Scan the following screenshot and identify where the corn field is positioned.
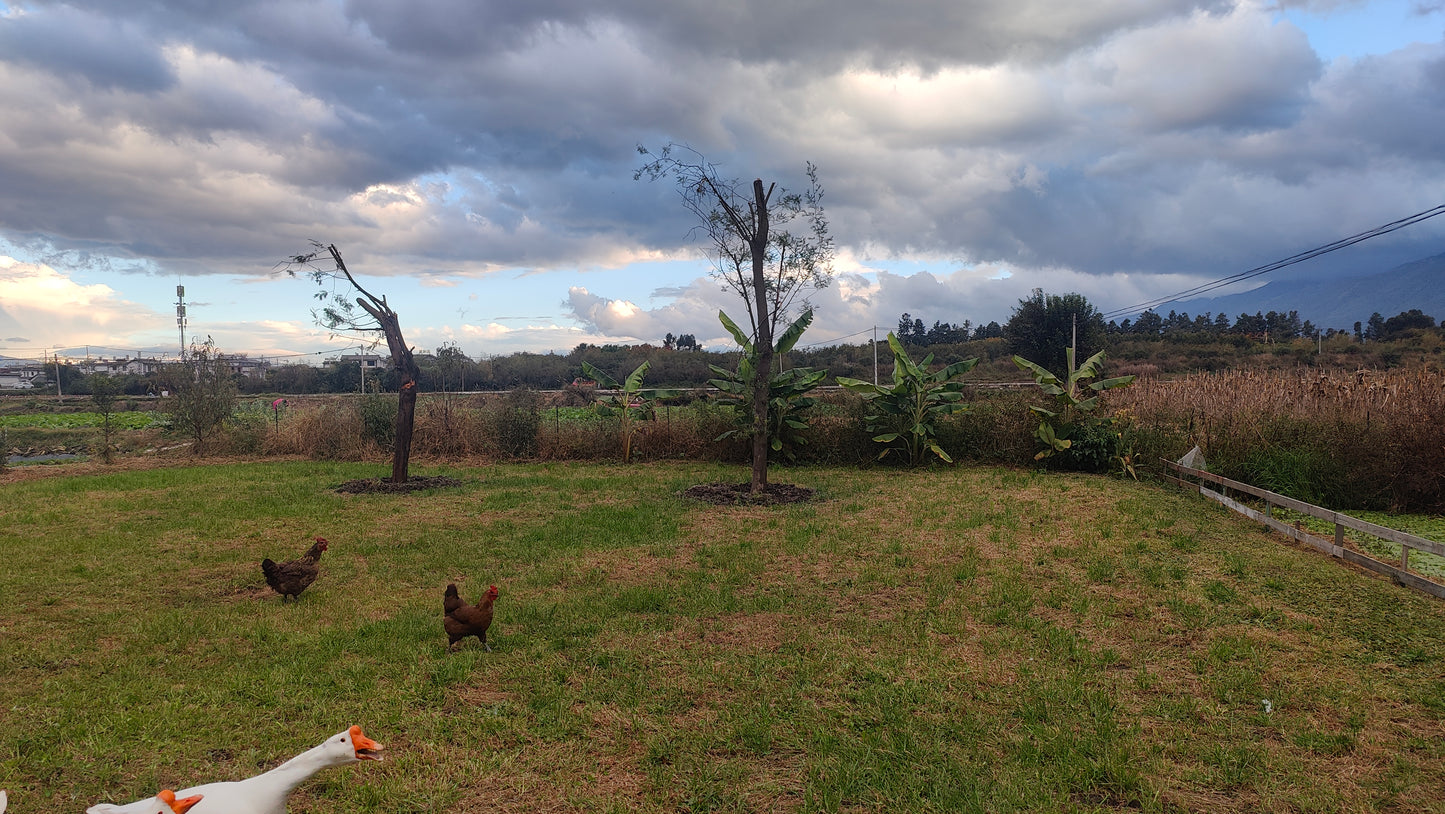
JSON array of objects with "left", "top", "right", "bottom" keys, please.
[{"left": 1108, "top": 366, "right": 1445, "bottom": 512}]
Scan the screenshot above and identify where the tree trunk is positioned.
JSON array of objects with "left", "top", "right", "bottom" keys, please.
[
  {"left": 749, "top": 178, "right": 772, "bottom": 493},
  {"left": 357, "top": 296, "right": 420, "bottom": 484},
  {"left": 393, "top": 377, "right": 417, "bottom": 483}
]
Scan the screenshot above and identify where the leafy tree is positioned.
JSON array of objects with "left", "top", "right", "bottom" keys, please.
[
  {"left": 897, "top": 313, "right": 918, "bottom": 344},
  {"left": 436, "top": 342, "right": 473, "bottom": 392},
  {"left": 1131, "top": 310, "right": 1164, "bottom": 337},
  {"left": 580, "top": 359, "right": 680, "bottom": 463},
  {"left": 1234, "top": 311, "right": 1266, "bottom": 335},
  {"left": 1365, "top": 312, "right": 1386, "bottom": 341},
  {"left": 1014, "top": 347, "right": 1135, "bottom": 471},
  {"left": 838, "top": 333, "right": 978, "bottom": 467},
  {"left": 708, "top": 310, "right": 826, "bottom": 463},
  {"left": 972, "top": 321, "right": 1004, "bottom": 340},
  {"left": 161, "top": 337, "right": 237, "bottom": 455},
  {"left": 1004, "top": 289, "right": 1107, "bottom": 377},
  {"left": 281, "top": 242, "right": 422, "bottom": 483},
  {"left": 926, "top": 319, "right": 970, "bottom": 346},
  {"left": 269, "top": 364, "right": 321, "bottom": 393},
  {"left": 1382, "top": 309, "right": 1436, "bottom": 338},
  {"left": 638, "top": 144, "right": 834, "bottom": 493},
  {"left": 89, "top": 373, "right": 122, "bottom": 463},
  {"left": 1264, "top": 310, "right": 1303, "bottom": 340}
]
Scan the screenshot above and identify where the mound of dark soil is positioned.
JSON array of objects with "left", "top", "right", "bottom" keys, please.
[
  {"left": 335, "top": 475, "right": 464, "bottom": 494},
  {"left": 682, "top": 482, "right": 816, "bottom": 505}
]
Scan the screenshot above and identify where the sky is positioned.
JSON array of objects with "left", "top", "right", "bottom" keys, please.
[{"left": 1, "top": 0, "right": 1443, "bottom": 366}]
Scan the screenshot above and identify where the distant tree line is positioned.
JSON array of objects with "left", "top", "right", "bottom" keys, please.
[
  {"left": 18, "top": 300, "right": 1441, "bottom": 399},
  {"left": 895, "top": 313, "right": 1004, "bottom": 346}
]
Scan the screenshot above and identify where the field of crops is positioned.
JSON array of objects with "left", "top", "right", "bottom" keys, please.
[{"left": 0, "top": 411, "right": 165, "bottom": 430}]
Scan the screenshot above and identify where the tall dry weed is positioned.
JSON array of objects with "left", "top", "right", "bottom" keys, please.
[
  {"left": 1108, "top": 367, "right": 1445, "bottom": 511},
  {"left": 263, "top": 400, "right": 375, "bottom": 460},
  {"left": 412, "top": 397, "right": 490, "bottom": 457}
]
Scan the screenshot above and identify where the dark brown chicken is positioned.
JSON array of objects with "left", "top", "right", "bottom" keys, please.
[
  {"left": 261, "top": 537, "right": 328, "bottom": 601},
  {"left": 443, "top": 583, "right": 499, "bottom": 651}
]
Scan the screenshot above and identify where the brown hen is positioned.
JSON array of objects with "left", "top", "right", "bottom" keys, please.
[
  {"left": 261, "top": 537, "right": 328, "bottom": 601},
  {"left": 443, "top": 583, "right": 498, "bottom": 651}
]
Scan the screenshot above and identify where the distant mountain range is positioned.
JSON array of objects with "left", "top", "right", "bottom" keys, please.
[{"left": 1173, "top": 252, "right": 1445, "bottom": 331}]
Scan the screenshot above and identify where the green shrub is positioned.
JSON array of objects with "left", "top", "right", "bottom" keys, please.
[
  {"left": 219, "top": 411, "right": 269, "bottom": 454},
  {"left": 941, "top": 390, "right": 1040, "bottom": 466},
  {"left": 484, "top": 389, "right": 542, "bottom": 458},
  {"left": 359, "top": 394, "right": 397, "bottom": 447}
]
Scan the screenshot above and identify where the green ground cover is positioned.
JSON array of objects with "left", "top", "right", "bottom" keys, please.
[
  {"left": 0, "top": 461, "right": 1442, "bottom": 813},
  {"left": 0, "top": 411, "right": 164, "bottom": 430}
]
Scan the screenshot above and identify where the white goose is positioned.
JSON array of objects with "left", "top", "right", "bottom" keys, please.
[
  {"left": 87, "top": 789, "right": 205, "bottom": 814},
  {"left": 94, "top": 725, "right": 383, "bottom": 814}
]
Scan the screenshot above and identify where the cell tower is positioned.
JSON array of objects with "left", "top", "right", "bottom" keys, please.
[{"left": 176, "top": 284, "right": 188, "bottom": 359}]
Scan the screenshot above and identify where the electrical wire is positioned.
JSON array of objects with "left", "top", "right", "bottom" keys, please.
[
  {"left": 798, "top": 327, "right": 878, "bottom": 348},
  {"left": 1099, "top": 203, "right": 1445, "bottom": 322}
]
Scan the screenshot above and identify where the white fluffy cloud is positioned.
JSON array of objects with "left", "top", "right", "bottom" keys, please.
[{"left": 0, "top": 257, "right": 162, "bottom": 351}]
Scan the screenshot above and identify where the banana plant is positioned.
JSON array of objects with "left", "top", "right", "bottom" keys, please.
[
  {"left": 837, "top": 332, "right": 978, "bottom": 466},
  {"left": 1013, "top": 346, "right": 1135, "bottom": 463},
  {"left": 708, "top": 309, "right": 826, "bottom": 461},
  {"left": 580, "top": 360, "right": 680, "bottom": 463}
]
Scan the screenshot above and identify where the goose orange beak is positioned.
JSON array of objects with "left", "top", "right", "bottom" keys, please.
[
  {"left": 170, "top": 793, "right": 204, "bottom": 814},
  {"left": 349, "top": 724, "right": 385, "bottom": 761},
  {"left": 155, "top": 790, "right": 203, "bottom": 814}
]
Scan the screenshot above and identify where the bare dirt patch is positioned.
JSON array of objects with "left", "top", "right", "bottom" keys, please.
[
  {"left": 681, "top": 481, "right": 816, "bottom": 505},
  {"left": 334, "top": 475, "right": 464, "bottom": 494},
  {"left": 664, "top": 611, "right": 796, "bottom": 654}
]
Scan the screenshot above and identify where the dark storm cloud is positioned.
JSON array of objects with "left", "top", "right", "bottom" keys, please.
[
  {"left": 0, "top": 0, "right": 1442, "bottom": 299},
  {"left": 0, "top": 4, "right": 175, "bottom": 91}
]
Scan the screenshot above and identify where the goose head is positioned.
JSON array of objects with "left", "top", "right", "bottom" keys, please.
[
  {"left": 156, "top": 790, "right": 205, "bottom": 814},
  {"left": 327, "top": 725, "right": 384, "bottom": 764},
  {"left": 84, "top": 789, "right": 203, "bottom": 814}
]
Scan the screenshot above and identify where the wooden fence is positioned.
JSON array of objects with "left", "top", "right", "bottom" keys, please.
[{"left": 1161, "top": 460, "right": 1445, "bottom": 600}]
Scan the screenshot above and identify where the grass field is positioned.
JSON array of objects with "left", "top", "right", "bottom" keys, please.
[{"left": 1, "top": 460, "right": 1442, "bottom": 813}]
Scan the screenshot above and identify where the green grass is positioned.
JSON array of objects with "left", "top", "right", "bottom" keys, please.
[
  {"left": 1274, "top": 507, "right": 1445, "bottom": 581},
  {"left": 2, "top": 460, "right": 1443, "bottom": 813}
]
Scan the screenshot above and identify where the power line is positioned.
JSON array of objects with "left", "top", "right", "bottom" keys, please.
[
  {"left": 1099, "top": 203, "right": 1445, "bottom": 322},
  {"left": 799, "top": 326, "right": 877, "bottom": 348}
]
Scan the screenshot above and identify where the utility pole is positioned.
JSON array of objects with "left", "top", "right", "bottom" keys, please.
[
  {"left": 872, "top": 325, "right": 878, "bottom": 385},
  {"left": 175, "top": 285, "right": 188, "bottom": 360}
]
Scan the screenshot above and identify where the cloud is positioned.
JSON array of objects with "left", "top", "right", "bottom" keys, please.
[
  {"left": 564, "top": 258, "right": 1227, "bottom": 351},
  {"left": 0, "top": 0, "right": 1443, "bottom": 356},
  {"left": 0, "top": 256, "right": 163, "bottom": 350}
]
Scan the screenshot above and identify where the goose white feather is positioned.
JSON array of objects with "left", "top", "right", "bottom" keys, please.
[{"left": 93, "top": 726, "right": 382, "bottom": 814}]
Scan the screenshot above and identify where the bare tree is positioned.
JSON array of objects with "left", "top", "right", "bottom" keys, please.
[
  {"left": 637, "top": 144, "right": 834, "bottom": 492},
  {"left": 280, "top": 242, "right": 421, "bottom": 483}
]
